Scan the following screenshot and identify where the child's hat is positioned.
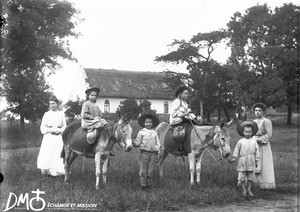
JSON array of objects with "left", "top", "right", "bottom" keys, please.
[
  {"left": 137, "top": 113, "right": 160, "bottom": 128},
  {"left": 237, "top": 120, "right": 258, "bottom": 137},
  {"left": 49, "top": 95, "right": 59, "bottom": 103},
  {"left": 85, "top": 87, "right": 100, "bottom": 95},
  {"left": 174, "top": 85, "right": 189, "bottom": 97}
]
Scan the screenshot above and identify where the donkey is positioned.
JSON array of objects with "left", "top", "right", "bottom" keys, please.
[
  {"left": 156, "top": 119, "right": 237, "bottom": 185},
  {"left": 61, "top": 116, "right": 133, "bottom": 189}
]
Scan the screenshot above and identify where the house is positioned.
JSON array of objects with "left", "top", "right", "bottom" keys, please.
[{"left": 83, "top": 68, "right": 174, "bottom": 120}]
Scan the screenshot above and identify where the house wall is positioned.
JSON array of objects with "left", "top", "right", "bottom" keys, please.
[{"left": 96, "top": 97, "right": 173, "bottom": 114}]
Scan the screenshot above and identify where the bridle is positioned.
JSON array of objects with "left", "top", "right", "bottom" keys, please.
[
  {"left": 189, "top": 120, "right": 225, "bottom": 162},
  {"left": 106, "top": 122, "right": 124, "bottom": 149},
  {"left": 189, "top": 120, "right": 216, "bottom": 148}
]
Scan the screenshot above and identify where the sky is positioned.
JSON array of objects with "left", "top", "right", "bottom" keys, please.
[{"left": 47, "top": 0, "right": 299, "bottom": 102}]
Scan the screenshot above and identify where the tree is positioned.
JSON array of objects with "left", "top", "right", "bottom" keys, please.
[
  {"left": 4, "top": 70, "right": 53, "bottom": 124},
  {"left": 155, "top": 30, "right": 227, "bottom": 121},
  {"left": 227, "top": 3, "right": 299, "bottom": 124},
  {"left": 139, "top": 99, "right": 156, "bottom": 115},
  {"left": 64, "top": 98, "right": 84, "bottom": 117},
  {"left": 118, "top": 98, "right": 140, "bottom": 120},
  {"left": 1, "top": 0, "right": 80, "bottom": 126}
]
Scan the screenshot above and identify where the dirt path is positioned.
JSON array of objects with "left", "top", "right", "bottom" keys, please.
[{"left": 183, "top": 194, "right": 299, "bottom": 212}]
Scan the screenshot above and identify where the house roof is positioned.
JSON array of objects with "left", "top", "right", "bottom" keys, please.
[{"left": 84, "top": 68, "right": 174, "bottom": 100}]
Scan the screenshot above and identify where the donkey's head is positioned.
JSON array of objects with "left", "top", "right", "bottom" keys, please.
[{"left": 114, "top": 116, "right": 133, "bottom": 152}]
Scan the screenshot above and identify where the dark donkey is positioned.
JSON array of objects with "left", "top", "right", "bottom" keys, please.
[{"left": 61, "top": 116, "right": 133, "bottom": 189}]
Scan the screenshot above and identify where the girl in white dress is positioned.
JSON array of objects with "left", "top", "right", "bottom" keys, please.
[{"left": 37, "top": 96, "right": 66, "bottom": 176}]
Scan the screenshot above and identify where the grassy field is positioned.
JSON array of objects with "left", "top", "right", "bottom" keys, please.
[{"left": 0, "top": 116, "right": 298, "bottom": 211}]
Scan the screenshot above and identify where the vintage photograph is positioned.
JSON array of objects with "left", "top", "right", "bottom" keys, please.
[{"left": 0, "top": 0, "right": 298, "bottom": 211}]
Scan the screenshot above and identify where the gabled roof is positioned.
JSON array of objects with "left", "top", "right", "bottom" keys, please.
[{"left": 84, "top": 68, "right": 174, "bottom": 100}]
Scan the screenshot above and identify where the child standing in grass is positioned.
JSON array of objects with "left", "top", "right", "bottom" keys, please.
[
  {"left": 134, "top": 113, "right": 160, "bottom": 190},
  {"left": 230, "top": 120, "right": 260, "bottom": 197}
]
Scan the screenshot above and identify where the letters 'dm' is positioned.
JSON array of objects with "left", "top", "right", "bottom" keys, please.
[{"left": 4, "top": 189, "right": 46, "bottom": 211}]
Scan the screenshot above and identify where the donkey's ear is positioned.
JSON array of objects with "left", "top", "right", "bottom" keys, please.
[
  {"left": 225, "top": 117, "right": 240, "bottom": 128},
  {"left": 219, "top": 119, "right": 227, "bottom": 129}
]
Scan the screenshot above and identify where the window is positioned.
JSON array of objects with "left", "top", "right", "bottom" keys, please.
[
  {"left": 104, "top": 99, "right": 110, "bottom": 113},
  {"left": 164, "top": 101, "right": 169, "bottom": 114}
]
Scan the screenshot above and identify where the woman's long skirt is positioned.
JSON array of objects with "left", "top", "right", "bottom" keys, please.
[{"left": 37, "top": 134, "right": 65, "bottom": 176}]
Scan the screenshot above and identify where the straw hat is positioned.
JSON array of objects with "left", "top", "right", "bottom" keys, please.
[
  {"left": 49, "top": 95, "right": 59, "bottom": 103},
  {"left": 85, "top": 87, "right": 100, "bottom": 95},
  {"left": 137, "top": 113, "right": 160, "bottom": 128},
  {"left": 237, "top": 120, "right": 258, "bottom": 137},
  {"left": 174, "top": 85, "right": 189, "bottom": 98}
]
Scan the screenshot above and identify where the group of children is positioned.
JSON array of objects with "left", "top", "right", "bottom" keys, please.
[{"left": 82, "top": 86, "right": 264, "bottom": 196}]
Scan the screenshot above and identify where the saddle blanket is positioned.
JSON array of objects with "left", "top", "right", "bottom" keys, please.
[
  {"left": 69, "top": 127, "right": 95, "bottom": 158},
  {"left": 164, "top": 124, "right": 193, "bottom": 156}
]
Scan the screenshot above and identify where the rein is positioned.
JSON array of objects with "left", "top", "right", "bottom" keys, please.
[
  {"left": 188, "top": 120, "right": 222, "bottom": 162},
  {"left": 189, "top": 120, "right": 216, "bottom": 147},
  {"left": 106, "top": 123, "right": 122, "bottom": 148}
]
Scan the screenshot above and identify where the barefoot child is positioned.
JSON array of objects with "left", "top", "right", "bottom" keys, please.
[
  {"left": 134, "top": 114, "right": 160, "bottom": 190},
  {"left": 230, "top": 120, "right": 260, "bottom": 197}
]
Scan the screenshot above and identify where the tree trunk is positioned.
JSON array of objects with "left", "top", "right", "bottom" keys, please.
[
  {"left": 218, "top": 108, "right": 221, "bottom": 121},
  {"left": 20, "top": 115, "right": 25, "bottom": 129},
  {"left": 200, "top": 100, "right": 204, "bottom": 123},
  {"left": 224, "top": 107, "right": 230, "bottom": 122},
  {"left": 287, "top": 103, "right": 292, "bottom": 125},
  {"left": 206, "top": 111, "right": 211, "bottom": 122}
]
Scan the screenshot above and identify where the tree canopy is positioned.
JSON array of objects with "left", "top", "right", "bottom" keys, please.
[
  {"left": 117, "top": 98, "right": 156, "bottom": 120},
  {"left": 227, "top": 3, "right": 299, "bottom": 124},
  {"left": 1, "top": 0, "right": 80, "bottom": 126},
  {"left": 155, "top": 30, "right": 232, "bottom": 121}
]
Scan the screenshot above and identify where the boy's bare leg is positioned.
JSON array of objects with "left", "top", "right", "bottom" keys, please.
[
  {"left": 247, "top": 181, "right": 254, "bottom": 196},
  {"left": 241, "top": 182, "right": 247, "bottom": 196}
]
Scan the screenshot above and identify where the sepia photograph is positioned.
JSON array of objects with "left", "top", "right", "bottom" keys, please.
[{"left": 0, "top": 0, "right": 298, "bottom": 211}]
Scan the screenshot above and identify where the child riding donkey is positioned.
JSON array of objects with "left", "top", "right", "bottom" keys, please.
[
  {"left": 81, "top": 87, "right": 109, "bottom": 144},
  {"left": 169, "top": 85, "right": 198, "bottom": 156}
]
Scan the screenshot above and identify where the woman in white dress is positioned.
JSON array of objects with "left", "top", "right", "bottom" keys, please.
[
  {"left": 252, "top": 102, "right": 276, "bottom": 189},
  {"left": 37, "top": 96, "right": 66, "bottom": 176}
]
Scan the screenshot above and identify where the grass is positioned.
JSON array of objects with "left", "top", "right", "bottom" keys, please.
[
  {"left": 0, "top": 116, "right": 298, "bottom": 211},
  {"left": 0, "top": 120, "right": 43, "bottom": 149}
]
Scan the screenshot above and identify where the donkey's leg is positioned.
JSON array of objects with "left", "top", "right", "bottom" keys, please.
[
  {"left": 64, "top": 148, "right": 70, "bottom": 182},
  {"left": 64, "top": 149, "right": 77, "bottom": 182},
  {"left": 188, "top": 152, "right": 196, "bottom": 185},
  {"left": 158, "top": 150, "right": 168, "bottom": 178},
  {"left": 195, "top": 153, "right": 203, "bottom": 185},
  {"left": 95, "top": 152, "right": 101, "bottom": 190},
  {"left": 101, "top": 154, "right": 109, "bottom": 185},
  {"left": 64, "top": 147, "right": 71, "bottom": 182}
]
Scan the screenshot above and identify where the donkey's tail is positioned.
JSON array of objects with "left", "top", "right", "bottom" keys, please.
[{"left": 60, "top": 147, "right": 65, "bottom": 161}]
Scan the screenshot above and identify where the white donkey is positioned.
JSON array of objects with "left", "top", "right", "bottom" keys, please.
[{"left": 156, "top": 119, "right": 236, "bottom": 185}]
